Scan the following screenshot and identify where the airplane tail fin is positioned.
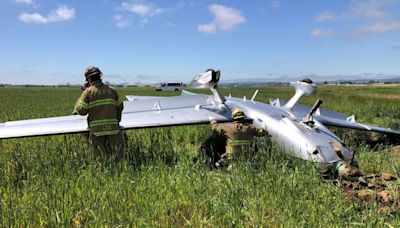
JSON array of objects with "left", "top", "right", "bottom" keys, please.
[
  {"left": 283, "top": 78, "right": 317, "bottom": 110},
  {"left": 187, "top": 69, "right": 220, "bottom": 89},
  {"left": 188, "top": 69, "right": 226, "bottom": 104}
]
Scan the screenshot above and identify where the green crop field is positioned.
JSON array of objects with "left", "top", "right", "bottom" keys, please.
[{"left": 0, "top": 85, "right": 399, "bottom": 226}]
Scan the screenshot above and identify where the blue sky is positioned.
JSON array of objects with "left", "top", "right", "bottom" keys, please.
[{"left": 1, "top": 0, "right": 400, "bottom": 85}]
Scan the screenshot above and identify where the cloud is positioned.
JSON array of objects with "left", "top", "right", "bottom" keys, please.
[
  {"left": 19, "top": 5, "right": 75, "bottom": 24},
  {"left": 48, "top": 5, "right": 75, "bottom": 22},
  {"left": 19, "top": 13, "right": 47, "bottom": 23},
  {"left": 14, "top": 0, "right": 34, "bottom": 4},
  {"left": 310, "top": 29, "right": 335, "bottom": 37},
  {"left": 114, "top": 14, "right": 130, "bottom": 28},
  {"left": 198, "top": 23, "right": 216, "bottom": 34},
  {"left": 345, "top": 0, "right": 388, "bottom": 18},
  {"left": 351, "top": 20, "right": 400, "bottom": 37},
  {"left": 315, "top": 0, "right": 392, "bottom": 22},
  {"left": 119, "top": 2, "right": 166, "bottom": 28},
  {"left": 121, "top": 2, "right": 165, "bottom": 17},
  {"left": 313, "top": 0, "right": 400, "bottom": 39},
  {"left": 315, "top": 11, "right": 335, "bottom": 22},
  {"left": 198, "top": 4, "right": 245, "bottom": 34}
]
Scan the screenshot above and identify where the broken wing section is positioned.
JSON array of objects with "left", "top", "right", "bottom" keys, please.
[{"left": 0, "top": 94, "right": 231, "bottom": 139}]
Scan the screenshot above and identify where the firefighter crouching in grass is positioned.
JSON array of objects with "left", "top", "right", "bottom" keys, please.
[
  {"left": 73, "top": 66, "right": 124, "bottom": 162},
  {"left": 209, "top": 109, "right": 267, "bottom": 169}
]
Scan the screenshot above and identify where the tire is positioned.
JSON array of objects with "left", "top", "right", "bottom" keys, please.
[{"left": 175, "top": 89, "right": 180, "bottom": 92}]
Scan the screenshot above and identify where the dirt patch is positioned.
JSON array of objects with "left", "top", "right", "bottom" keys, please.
[
  {"left": 337, "top": 172, "right": 399, "bottom": 213},
  {"left": 377, "top": 190, "right": 393, "bottom": 204},
  {"left": 380, "top": 172, "right": 397, "bottom": 181},
  {"left": 390, "top": 146, "right": 400, "bottom": 163}
]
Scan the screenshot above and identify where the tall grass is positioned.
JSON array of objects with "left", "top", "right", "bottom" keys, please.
[{"left": 0, "top": 85, "right": 399, "bottom": 226}]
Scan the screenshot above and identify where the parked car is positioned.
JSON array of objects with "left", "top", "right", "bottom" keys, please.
[{"left": 155, "top": 82, "right": 183, "bottom": 91}]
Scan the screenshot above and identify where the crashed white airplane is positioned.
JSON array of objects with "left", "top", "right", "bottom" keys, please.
[{"left": 0, "top": 69, "right": 399, "bottom": 178}]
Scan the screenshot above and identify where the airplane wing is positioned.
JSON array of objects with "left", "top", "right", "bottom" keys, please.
[
  {"left": 313, "top": 115, "right": 400, "bottom": 135},
  {"left": 270, "top": 98, "right": 347, "bottom": 120},
  {"left": 274, "top": 98, "right": 400, "bottom": 135},
  {"left": 120, "top": 94, "right": 230, "bottom": 129},
  {"left": 0, "top": 115, "right": 89, "bottom": 139},
  {"left": 0, "top": 94, "right": 231, "bottom": 139},
  {"left": 125, "top": 95, "right": 167, "bottom": 101}
]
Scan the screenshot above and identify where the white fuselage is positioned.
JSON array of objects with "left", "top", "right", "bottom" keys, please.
[{"left": 225, "top": 98, "right": 353, "bottom": 164}]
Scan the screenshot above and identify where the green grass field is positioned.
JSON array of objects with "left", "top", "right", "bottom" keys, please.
[{"left": 0, "top": 85, "right": 399, "bottom": 226}]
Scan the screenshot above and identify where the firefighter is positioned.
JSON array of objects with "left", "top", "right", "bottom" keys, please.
[
  {"left": 209, "top": 109, "right": 266, "bottom": 168},
  {"left": 73, "top": 66, "right": 124, "bottom": 162}
]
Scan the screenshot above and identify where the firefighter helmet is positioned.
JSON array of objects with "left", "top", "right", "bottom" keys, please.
[
  {"left": 231, "top": 109, "right": 246, "bottom": 120},
  {"left": 84, "top": 66, "right": 102, "bottom": 79}
]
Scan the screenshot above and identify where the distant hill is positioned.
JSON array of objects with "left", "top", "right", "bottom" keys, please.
[
  {"left": 220, "top": 75, "right": 400, "bottom": 86},
  {"left": 2, "top": 74, "right": 399, "bottom": 87}
]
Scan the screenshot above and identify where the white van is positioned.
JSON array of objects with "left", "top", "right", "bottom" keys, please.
[{"left": 155, "top": 82, "right": 183, "bottom": 91}]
